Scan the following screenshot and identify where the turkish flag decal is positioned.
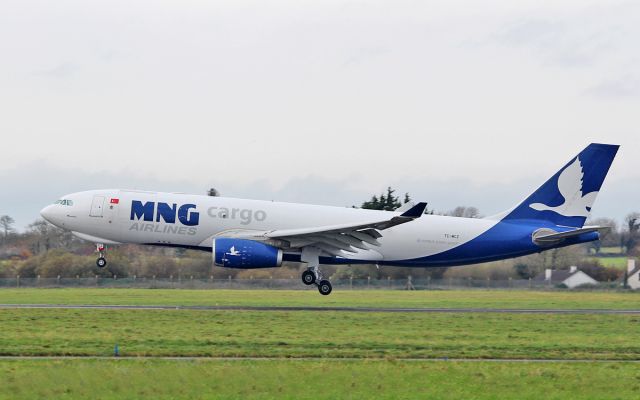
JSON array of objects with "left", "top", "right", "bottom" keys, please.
[{"left": 110, "top": 198, "right": 120, "bottom": 204}]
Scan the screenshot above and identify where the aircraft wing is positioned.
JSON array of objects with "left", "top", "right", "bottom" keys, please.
[{"left": 231, "top": 202, "right": 428, "bottom": 257}]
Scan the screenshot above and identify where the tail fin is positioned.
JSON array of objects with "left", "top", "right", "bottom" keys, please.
[{"left": 499, "top": 143, "right": 619, "bottom": 228}]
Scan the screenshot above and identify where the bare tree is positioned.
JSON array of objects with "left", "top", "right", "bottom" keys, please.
[
  {"left": 624, "top": 212, "right": 640, "bottom": 254},
  {"left": 448, "top": 206, "right": 480, "bottom": 218},
  {"left": 587, "top": 217, "right": 619, "bottom": 254},
  {"left": 463, "top": 206, "right": 480, "bottom": 218},
  {"left": 27, "top": 219, "right": 74, "bottom": 253},
  {"left": 0, "top": 215, "right": 15, "bottom": 243}
]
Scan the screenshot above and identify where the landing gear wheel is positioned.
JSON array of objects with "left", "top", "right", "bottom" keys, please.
[
  {"left": 95, "top": 243, "right": 107, "bottom": 268},
  {"left": 318, "top": 280, "right": 332, "bottom": 296},
  {"left": 302, "top": 270, "right": 316, "bottom": 285}
]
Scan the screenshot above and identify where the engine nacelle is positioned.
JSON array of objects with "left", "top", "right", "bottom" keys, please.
[{"left": 212, "top": 238, "right": 283, "bottom": 269}]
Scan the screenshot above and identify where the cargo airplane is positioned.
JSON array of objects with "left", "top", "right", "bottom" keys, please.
[{"left": 41, "top": 143, "right": 619, "bottom": 295}]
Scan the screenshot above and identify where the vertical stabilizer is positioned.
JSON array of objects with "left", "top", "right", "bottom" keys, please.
[{"left": 498, "top": 143, "right": 619, "bottom": 227}]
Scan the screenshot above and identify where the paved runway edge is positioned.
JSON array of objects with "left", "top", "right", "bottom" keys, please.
[{"left": 1, "top": 304, "right": 639, "bottom": 314}]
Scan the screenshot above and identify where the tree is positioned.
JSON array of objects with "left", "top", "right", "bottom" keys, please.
[
  {"left": 514, "top": 262, "right": 535, "bottom": 279},
  {"left": 576, "top": 259, "right": 621, "bottom": 282},
  {"left": 586, "top": 217, "right": 619, "bottom": 254},
  {"left": 447, "top": 206, "right": 480, "bottom": 218},
  {"left": 0, "top": 215, "right": 15, "bottom": 243},
  {"left": 26, "top": 219, "right": 76, "bottom": 254},
  {"left": 361, "top": 187, "right": 407, "bottom": 211},
  {"left": 624, "top": 212, "right": 640, "bottom": 253}
]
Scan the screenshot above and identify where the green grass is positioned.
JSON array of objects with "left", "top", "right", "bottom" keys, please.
[
  {"left": 0, "top": 359, "right": 639, "bottom": 399},
  {"left": 1, "top": 288, "right": 640, "bottom": 309},
  {"left": 598, "top": 246, "right": 625, "bottom": 255},
  {"left": 2, "top": 289, "right": 639, "bottom": 399},
  {"left": 589, "top": 256, "right": 632, "bottom": 269},
  {"left": 0, "top": 308, "right": 638, "bottom": 360}
]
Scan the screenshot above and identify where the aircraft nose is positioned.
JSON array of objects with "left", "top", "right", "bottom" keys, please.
[{"left": 40, "top": 205, "right": 56, "bottom": 224}]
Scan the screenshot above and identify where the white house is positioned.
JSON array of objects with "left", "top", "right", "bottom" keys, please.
[
  {"left": 536, "top": 266, "right": 598, "bottom": 289},
  {"left": 624, "top": 259, "right": 640, "bottom": 290}
]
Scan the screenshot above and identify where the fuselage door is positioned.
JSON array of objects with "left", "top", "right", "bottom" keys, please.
[{"left": 90, "top": 195, "right": 105, "bottom": 217}]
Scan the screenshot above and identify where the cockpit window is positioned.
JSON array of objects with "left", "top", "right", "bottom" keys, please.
[{"left": 55, "top": 199, "right": 73, "bottom": 206}]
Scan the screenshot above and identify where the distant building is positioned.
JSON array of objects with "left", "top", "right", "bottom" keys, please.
[
  {"left": 623, "top": 259, "right": 640, "bottom": 290},
  {"left": 535, "top": 266, "right": 598, "bottom": 289},
  {"left": 0, "top": 247, "right": 27, "bottom": 260}
]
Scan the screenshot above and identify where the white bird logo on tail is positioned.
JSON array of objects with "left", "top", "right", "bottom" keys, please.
[{"left": 529, "top": 157, "right": 598, "bottom": 218}]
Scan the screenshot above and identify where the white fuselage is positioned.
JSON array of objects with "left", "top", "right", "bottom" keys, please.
[{"left": 41, "top": 189, "right": 504, "bottom": 266}]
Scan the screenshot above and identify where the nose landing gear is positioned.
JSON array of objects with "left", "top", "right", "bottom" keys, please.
[{"left": 96, "top": 244, "right": 107, "bottom": 268}]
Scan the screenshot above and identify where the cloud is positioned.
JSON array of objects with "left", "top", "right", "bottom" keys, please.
[
  {"left": 497, "top": 19, "right": 565, "bottom": 47},
  {"left": 341, "top": 46, "right": 390, "bottom": 68},
  {"left": 585, "top": 76, "right": 640, "bottom": 99},
  {"left": 0, "top": 0, "right": 637, "bottom": 234},
  {"left": 32, "top": 62, "right": 79, "bottom": 79},
  {"left": 494, "top": 18, "right": 612, "bottom": 68}
]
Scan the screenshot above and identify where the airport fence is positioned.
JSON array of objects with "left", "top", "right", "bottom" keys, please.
[{"left": 0, "top": 275, "right": 623, "bottom": 290}]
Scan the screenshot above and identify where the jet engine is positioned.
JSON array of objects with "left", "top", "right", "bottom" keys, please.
[{"left": 212, "top": 238, "right": 283, "bottom": 269}]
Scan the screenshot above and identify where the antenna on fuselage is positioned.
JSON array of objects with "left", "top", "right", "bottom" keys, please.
[{"left": 207, "top": 188, "right": 220, "bottom": 197}]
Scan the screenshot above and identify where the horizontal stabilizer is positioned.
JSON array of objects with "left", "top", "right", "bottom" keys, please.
[{"left": 533, "top": 226, "right": 609, "bottom": 244}]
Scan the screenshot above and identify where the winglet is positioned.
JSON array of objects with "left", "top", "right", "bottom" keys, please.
[
  {"left": 399, "top": 202, "right": 428, "bottom": 218},
  {"left": 394, "top": 201, "right": 416, "bottom": 213}
]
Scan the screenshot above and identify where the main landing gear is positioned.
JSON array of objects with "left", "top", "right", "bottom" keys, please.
[
  {"left": 96, "top": 243, "right": 107, "bottom": 268},
  {"left": 301, "top": 268, "right": 332, "bottom": 295},
  {"left": 300, "top": 247, "right": 332, "bottom": 295},
  {"left": 301, "top": 270, "right": 316, "bottom": 285}
]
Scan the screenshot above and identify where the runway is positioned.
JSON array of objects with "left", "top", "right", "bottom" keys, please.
[{"left": 1, "top": 304, "right": 639, "bottom": 314}]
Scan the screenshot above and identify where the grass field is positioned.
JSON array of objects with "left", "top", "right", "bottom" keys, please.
[
  {"left": 598, "top": 246, "right": 626, "bottom": 255},
  {"left": 589, "top": 256, "right": 631, "bottom": 269},
  {"left": 1, "top": 288, "right": 639, "bottom": 399},
  {"left": 0, "top": 359, "right": 639, "bottom": 400},
  {"left": 1, "top": 308, "right": 639, "bottom": 359},
  {"left": 1, "top": 288, "right": 640, "bottom": 309}
]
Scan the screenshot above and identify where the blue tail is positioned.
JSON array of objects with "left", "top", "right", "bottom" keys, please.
[{"left": 500, "top": 143, "right": 619, "bottom": 228}]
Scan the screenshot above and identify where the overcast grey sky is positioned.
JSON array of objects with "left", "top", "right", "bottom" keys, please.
[{"left": 1, "top": 0, "right": 638, "bottom": 229}]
